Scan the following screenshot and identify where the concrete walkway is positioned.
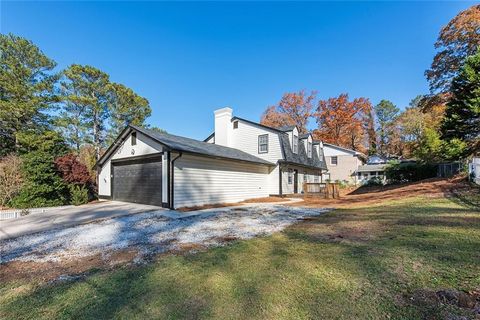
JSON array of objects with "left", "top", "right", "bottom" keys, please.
[{"left": 0, "top": 201, "right": 164, "bottom": 241}]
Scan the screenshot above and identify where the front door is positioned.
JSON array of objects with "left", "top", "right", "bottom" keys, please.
[{"left": 293, "top": 169, "right": 298, "bottom": 193}]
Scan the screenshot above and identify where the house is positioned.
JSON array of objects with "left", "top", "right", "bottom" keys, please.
[
  {"left": 96, "top": 107, "right": 327, "bottom": 209},
  {"left": 322, "top": 143, "right": 366, "bottom": 184},
  {"left": 356, "top": 163, "right": 387, "bottom": 184}
]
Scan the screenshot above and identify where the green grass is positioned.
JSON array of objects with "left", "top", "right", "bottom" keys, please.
[{"left": 1, "top": 194, "right": 479, "bottom": 319}]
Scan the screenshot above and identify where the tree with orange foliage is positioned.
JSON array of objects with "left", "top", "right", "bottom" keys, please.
[
  {"left": 426, "top": 4, "right": 480, "bottom": 92},
  {"left": 313, "top": 94, "right": 372, "bottom": 153},
  {"left": 260, "top": 90, "right": 316, "bottom": 133}
]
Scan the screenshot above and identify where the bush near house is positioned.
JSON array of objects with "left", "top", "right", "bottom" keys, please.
[
  {"left": 55, "top": 153, "right": 95, "bottom": 205},
  {"left": 10, "top": 151, "right": 69, "bottom": 208},
  {"left": 0, "top": 154, "right": 23, "bottom": 208},
  {"left": 385, "top": 162, "right": 437, "bottom": 184}
]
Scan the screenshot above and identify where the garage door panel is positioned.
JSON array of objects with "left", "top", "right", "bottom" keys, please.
[{"left": 112, "top": 160, "right": 163, "bottom": 206}]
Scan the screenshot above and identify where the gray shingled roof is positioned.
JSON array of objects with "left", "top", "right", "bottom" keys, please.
[
  {"left": 357, "top": 164, "right": 387, "bottom": 172},
  {"left": 278, "top": 125, "right": 297, "bottom": 132},
  {"left": 279, "top": 134, "right": 327, "bottom": 170},
  {"left": 299, "top": 133, "right": 310, "bottom": 139},
  {"left": 132, "top": 125, "right": 274, "bottom": 166}
]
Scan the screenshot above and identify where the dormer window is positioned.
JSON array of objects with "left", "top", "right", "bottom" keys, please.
[
  {"left": 293, "top": 135, "right": 298, "bottom": 154},
  {"left": 233, "top": 121, "right": 238, "bottom": 129},
  {"left": 307, "top": 141, "right": 312, "bottom": 158}
]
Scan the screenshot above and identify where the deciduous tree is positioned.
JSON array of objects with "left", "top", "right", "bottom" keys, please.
[
  {"left": 426, "top": 4, "right": 480, "bottom": 92},
  {"left": 314, "top": 94, "right": 372, "bottom": 152},
  {"left": 0, "top": 155, "right": 23, "bottom": 208},
  {"left": 260, "top": 90, "right": 316, "bottom": 133}
]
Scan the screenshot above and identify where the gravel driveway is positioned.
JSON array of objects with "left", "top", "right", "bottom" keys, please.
[{"left": 0, "top": 204, "right": 328, "bottom": 264}]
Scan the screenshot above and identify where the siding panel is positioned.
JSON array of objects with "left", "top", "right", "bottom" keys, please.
[{"left": 174, "top": 154, "right": 271, "bottom": 208}]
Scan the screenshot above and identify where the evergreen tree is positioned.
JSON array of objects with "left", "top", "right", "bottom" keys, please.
[
  {"left": 374, "top": 100, "right": 400, "bottom": 156},
  {"left": 0, "top": 34, "right": 58, "bottom": 155},
  {"left": 442, "top": 51, "right": 480, "bottom": 154}
]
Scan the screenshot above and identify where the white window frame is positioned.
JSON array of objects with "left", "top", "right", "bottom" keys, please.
[
  {"left": 303, "top": 171, "right": 308, "bottom": 183},
  {"left": 288, "top": 169, "right": 293, "bottom": 184},
  {"left": 293, "top": 135, "right": 298, "bottom": 154},
  {"left": 314, "top": 175, "right": 320, "bottom": 183},
  {"left": 307, "top": 141, "right": 312, "bottom": 158},
  {"left": 330, "top": 156, "right": 338, "bottom": 165},
  {"left": 258, "top": 134, "right": 268, "bottom": 154}
]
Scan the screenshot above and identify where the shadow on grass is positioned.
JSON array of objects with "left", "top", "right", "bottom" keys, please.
[{"left": 2, "top": 196, "right": 479, "bottom": 320}]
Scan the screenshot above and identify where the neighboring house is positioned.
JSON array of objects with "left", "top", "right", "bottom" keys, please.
[
  {"left": 96, "top": 107, "right": 327, "bottom": 209},
  {"left": 322, "top": 143, "right": 366, "bottom": 184},
  {"left": 356, "top": 163, "right": 387, "bottom": 184}
]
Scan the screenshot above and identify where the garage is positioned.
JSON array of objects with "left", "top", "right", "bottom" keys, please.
[{"left": 112, "top": 157, "right": 163, "bottom": 206}]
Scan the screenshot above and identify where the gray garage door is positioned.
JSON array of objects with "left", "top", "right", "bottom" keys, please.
[{"left": 112, "top": 158, "right": 163, "bottom": 206}]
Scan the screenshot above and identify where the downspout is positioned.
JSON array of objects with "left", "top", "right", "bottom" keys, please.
[
  {"left": 169, "top": 152, "right": 183, "bottom": 209},
  {"left": 279, "top": 164, "right": 283, "bottom": 197}
]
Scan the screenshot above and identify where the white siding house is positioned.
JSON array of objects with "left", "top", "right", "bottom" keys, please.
[{"left": 96, "top": 107, "right": 327, "bottom": 209}]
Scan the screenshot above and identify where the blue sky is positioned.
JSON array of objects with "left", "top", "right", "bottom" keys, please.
[{"left": 1, "top": 1, "right": 475, "bottom": 139}]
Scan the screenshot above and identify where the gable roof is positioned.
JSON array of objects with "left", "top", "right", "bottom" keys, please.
[
  {"left": 204, "top": 116, "right": 325, "bottom": 170},
  {"left": 323, "top": 143, "right": 367, "bottom": 159},
  {"left": 231, "top": 116, "right": 288, "bottom": 134},
  {"left": 97, "top": 125, "right": 275, "bottom": 168},
  {"left": 299, "top": 133, "right": 311, "bottom": 140}
]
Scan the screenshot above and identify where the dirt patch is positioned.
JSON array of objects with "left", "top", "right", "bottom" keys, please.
[
  {"left": 0, "top": 249, "right": 138, "bottom": 283},
  {"left": 176, "top": 203, "right": 240, "bottom": 212},
  {"left": 293, "top": 178, "right": 473, "bottom": 209},
  {"left": 177, "top": 197, "right": 287, "bottom": 212},
  {"left": 242, "top": 196, "right": 286, "bottom": 203},
  {"left": 408, "top": 288, "right": 480, "bottom": 318}
]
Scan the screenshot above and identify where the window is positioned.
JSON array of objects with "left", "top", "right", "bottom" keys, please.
[
  {"left": 303, "top": 171, "right": 308, "bottom": 183},
  {"left": 314, "top": 175, "right": 320, "bottom": 183},
  {"left": 258, "top": 134, "right": 268, "bottom": 153},
  {"left": 131, "top": 132, "right": 137, "bottom": 146},
  {"left": 307, "top": 141, "right": 312, "bottom": 158},
  {"left": 233, "top": 121, "right": 238, "bottom": 129},
  {"left": 331, "top": 156, "right": 338, "bottom": 165},
  {"left": 288, "top": 169, "right": 293, "bottom": 184},
  {"left": 293, "top": 135, "right": 298, "bottom": 154}
]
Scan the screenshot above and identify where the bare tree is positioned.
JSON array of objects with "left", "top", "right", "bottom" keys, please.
[{"left": 0, "top": 155, "right": 23, "bottom": 208}]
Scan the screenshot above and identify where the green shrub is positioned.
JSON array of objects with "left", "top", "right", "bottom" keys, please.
[
  {"left": 385, "top": 162, "right": 437, "bottom": 184},
  {"left": 10, "top": 151, "right": 69, "bottom": 209},
  {"left": 365, "top": 176, "right": 384, "bottom": 186},
  {"left": 69, "top": 184, "right": 89, "bottom": 206}
]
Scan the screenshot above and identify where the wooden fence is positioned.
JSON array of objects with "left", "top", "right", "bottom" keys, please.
[{"left": 303, "top": 183, "right": 339, "bottom": 199}]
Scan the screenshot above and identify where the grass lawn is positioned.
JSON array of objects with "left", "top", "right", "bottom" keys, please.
[{"left": 1, "top": 183, "right": 479, "bottom": 319}]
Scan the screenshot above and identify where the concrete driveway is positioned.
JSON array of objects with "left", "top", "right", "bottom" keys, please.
[{"left": 0, "top": 201, "right": 163, "bottom": 241}]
